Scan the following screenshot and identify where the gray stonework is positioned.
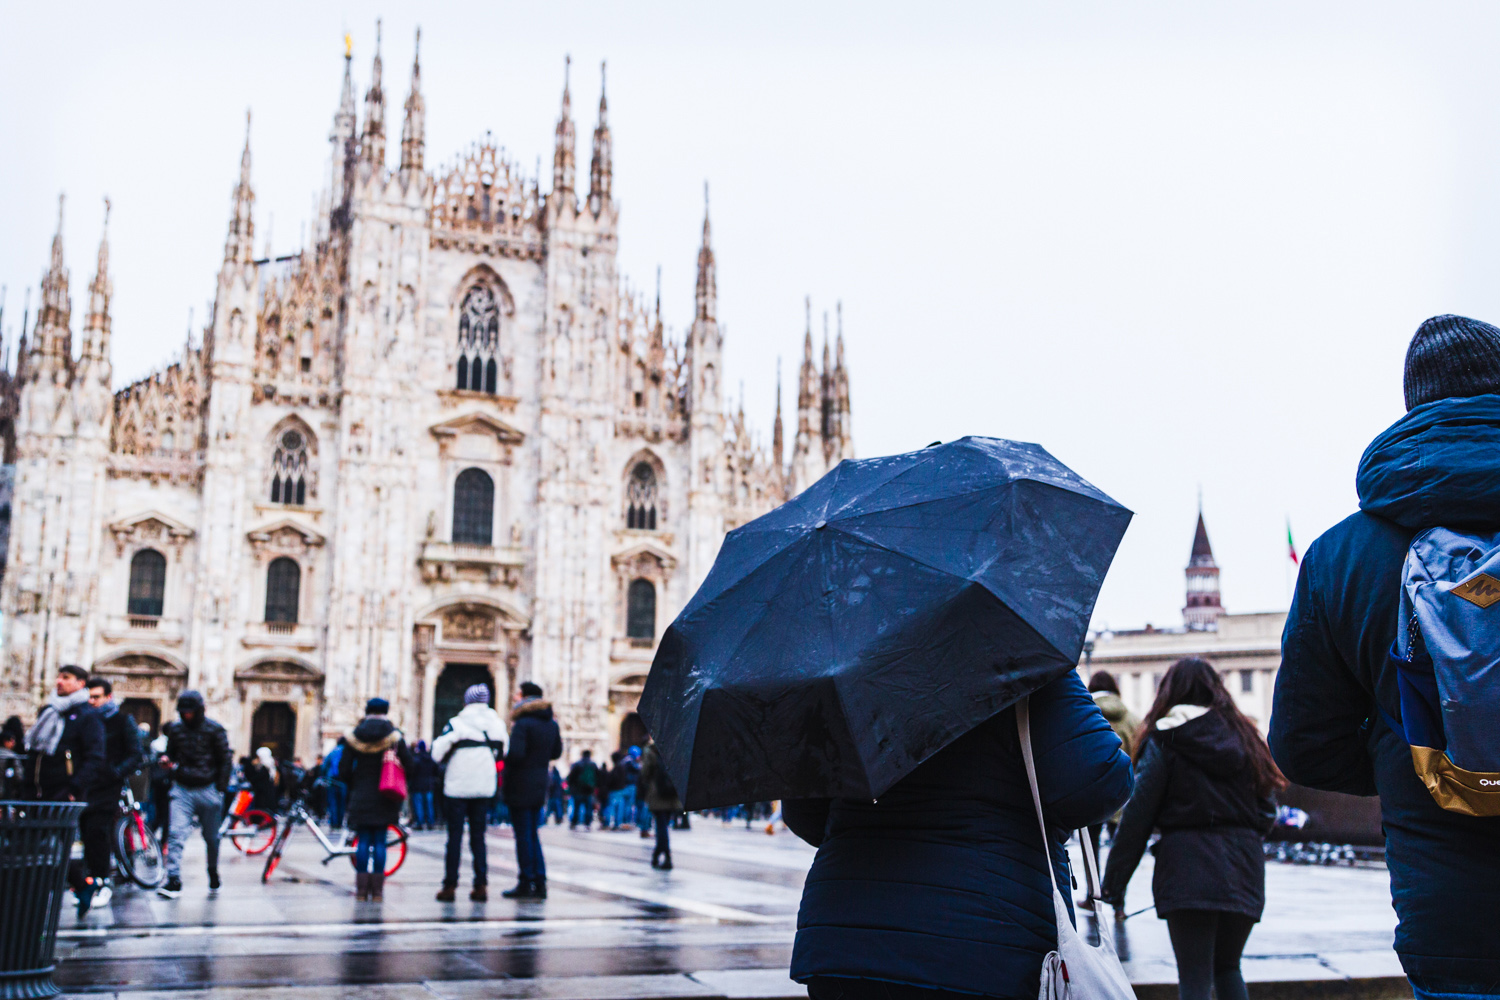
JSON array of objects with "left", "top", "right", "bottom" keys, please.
[{"left": 1, "top": 41, "right": 853, "bottom": 761}]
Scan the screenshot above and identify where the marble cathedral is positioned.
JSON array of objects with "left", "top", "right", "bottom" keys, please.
[{"left": 0, "top": 34, "right": 853, "bottom": 759}]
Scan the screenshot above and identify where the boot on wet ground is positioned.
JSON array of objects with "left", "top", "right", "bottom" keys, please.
[{"left": 435, "top": 884, "right": 456, "bottom": 902}]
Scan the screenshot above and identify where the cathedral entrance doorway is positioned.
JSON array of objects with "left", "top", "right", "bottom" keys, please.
[
  {"left": 251, "top": 701, "right": 297, "bottom": 759},
  {"left": 618, "top": 712, "right": 648, "bottom": 752},
  {"left": 121, "top": 698, "right": 161, "bottom": 739},
  {"left": 434, "top": 663, "right": 494, "bottom": 738}
]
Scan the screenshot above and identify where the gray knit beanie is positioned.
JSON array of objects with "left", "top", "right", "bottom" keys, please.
[
  {"left": 1403, "top": 314, "right": 1500, "bottom": 410},
  {"left": 463, "top": 684, "right": 489, "bottom": 706}
]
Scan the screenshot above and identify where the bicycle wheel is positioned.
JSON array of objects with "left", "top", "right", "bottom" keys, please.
[
  {"left": 114, "top": 811, "right": 166, "bottom": 889},
  {"left": 346, "top": 825, "right": 409, "bottom": 876},
  {"left": 261, "top": 819, "right": 292, "bottom": 883},
  {"left": 230, "top": 809, "right": 278, "bottom": 854}
]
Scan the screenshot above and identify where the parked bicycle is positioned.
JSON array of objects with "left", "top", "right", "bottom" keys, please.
[
  {"left": 113, "top": 782, "right": 165, "bottom": 889},
  {"left": 262, "top": 794, "right": 407, "bottom": 883},
  {"left": 220, "top": 787, "right": 277, "bottom": 855}
]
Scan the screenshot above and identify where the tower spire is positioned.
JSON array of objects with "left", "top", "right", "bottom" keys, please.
[
  {"left": 772, "top": 356, "right": 785, "bottom": 477},
  {"left": 83, "top": 197, "right": 112, "bottom": 366},
  {"left": 694, "top": 182, "right": 716, "bottom": 321},
  {"left": 328, "top": 34, "right": 358, "bottom": 227},
  {"left": 1183, "top": 509, "right": 1224, "bottom": 630},
  {"left": 224, "top": 111, "right": 255, "bottom": 264},
  {"left": 587, "top": 60, "right": 613, "bottom": 216},
  {"left": 360, "top": 19, "right": 386, "bottom": 168},
  {"left": 551, "top": 55, "right": 576, "bottom": 206},
  {"left": 33, "top": 193, "right": 72, "bottom": 376},
  {"left": 400, "top": 27, "right": 425, "bottom": 174}
]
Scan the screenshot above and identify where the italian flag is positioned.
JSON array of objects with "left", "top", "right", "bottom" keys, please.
[{"left": 1287, "top": 520, "right": 1299, "bottom": 565}]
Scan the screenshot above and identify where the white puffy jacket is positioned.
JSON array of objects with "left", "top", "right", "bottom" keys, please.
[{"left": 431, "top": 703, "right": 508, "bottom": 799}]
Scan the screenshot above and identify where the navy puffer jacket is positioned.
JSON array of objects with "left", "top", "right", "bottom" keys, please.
[
  {"left": 1272, "top": 393, "right": 1500, "bottom": 994},
  {"left": 787, "top": 669, "right": 1132, "bottom": 999}
]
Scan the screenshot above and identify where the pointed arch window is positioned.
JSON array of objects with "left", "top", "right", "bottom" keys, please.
[
  {"left": 265, "top": 557, "right": 301, "bottom": 624},
  {"left": 626, "top": 463, "right": 658, "bottom": 530},
  {"left": 127, "top": 549, "right": 167, "bottom": 617},
  {"left": 456, "top": 285, "right": 500, "bottom": 394},
  {"left": 271, "top": 428, "right": 309, "bottom": 505},
  {"left": 626, "top": 578, "right": 656, "bottom": 640},
  {"left": 452, "top": 468, "right": 495, "bottom": 545}
]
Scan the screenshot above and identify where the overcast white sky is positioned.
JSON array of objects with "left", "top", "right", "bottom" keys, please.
[{"left": 3, "top": 1, "right": 1498, "bottom": 630}]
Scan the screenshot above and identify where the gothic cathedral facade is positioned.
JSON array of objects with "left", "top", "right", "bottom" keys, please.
[{"left": 1, "top": 37, "right": 854, "bottom": 759}]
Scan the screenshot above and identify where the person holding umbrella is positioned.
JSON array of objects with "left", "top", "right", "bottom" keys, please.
[{"left": 641, "top": 437, "right": 1138, "bottom": 1000}]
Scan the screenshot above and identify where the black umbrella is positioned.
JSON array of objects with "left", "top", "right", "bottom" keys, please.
[{"left": 638, "top": 436, "right": 1132, "bottom": 810}]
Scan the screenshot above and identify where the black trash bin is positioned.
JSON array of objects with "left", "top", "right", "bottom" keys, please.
[{"left": 0, "top": 799, "right": 85, "bottom": 999}]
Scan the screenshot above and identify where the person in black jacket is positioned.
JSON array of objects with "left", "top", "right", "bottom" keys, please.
[
  {"left": 337, "top": 698, "right": 413, "bottom": 901},
  {"left": 25, "top": 665, "right": 106, "bottom": 804},
  {"left": 566, "top": 750, "right": 598, "bottom": 829},
  {"left": 78, "top": 678, "right": 143, "bottom": 913},
  {"left": 1101, "top": 658, "right": 1283, "bottom": 1000},
  {"left": 502, "top": 682, "right": 562, "bottom": 899},
  {"left": 159, "top": 690, "right": 233, "bottom": 898}
]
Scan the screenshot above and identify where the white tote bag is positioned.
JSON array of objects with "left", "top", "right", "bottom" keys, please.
[{"left": 1016, "top": 696, "right": 1135, "bottom": 1000}]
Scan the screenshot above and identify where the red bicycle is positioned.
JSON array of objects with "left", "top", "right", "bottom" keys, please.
[
  {"left": 220, "top": 788, "right": 277, "bottom": 855},
  {"left": 112, "top": 783, "right": 165, "bottom": 889}
]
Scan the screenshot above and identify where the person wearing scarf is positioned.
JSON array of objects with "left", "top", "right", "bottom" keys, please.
[{"left": 25, "top": 665, "right": 105, "bottom": 803}]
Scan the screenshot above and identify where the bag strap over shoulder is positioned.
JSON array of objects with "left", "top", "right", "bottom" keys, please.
[{"left": 1016, "top": 697, "right": 1061, "bottom": 900}]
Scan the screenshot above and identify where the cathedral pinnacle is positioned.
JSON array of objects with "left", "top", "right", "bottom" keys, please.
[
  {"left": 360, "top": 20, "right": 387, "bottom": 168},
  {"left": 224, "top": 112, "right": 256, "bottom": 265},
  {"left": 587, "top": 60, "right": 612, "bottom": 216},
  {"left": 400, "top": 27, "right": 425, "bottom": 174},
  {"left": 32, "top": 193, "right": 72, "bottom": 375},
  {"left": 552, "top": 55, "right": 577, "bottom": 204},
  {"left": 773, "top": 357, "right": 785, "bottom": 475},
  {"left": 694, "top": 182, "right": 716, "bottom": 322}
]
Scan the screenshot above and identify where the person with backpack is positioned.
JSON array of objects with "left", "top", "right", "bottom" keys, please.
[
  {"left": 1087, "top": 670, "right": 1142, "bottom": 858},
  {"left": 1099, "top": 658, "right": 1281, "bottom": 1000},
  {"left": 408, "top": 741, "right": 438, "bottom": 831},
  {"left": 783, "top": 669, "right": 1132, "bottom": 1000},
  {"left": 567, "top": 750, "right": 599, "bottom": 829},
  {"left": 430, "top": 684, "right": 506, "bottom": 901},
  {"left": 638, "top": 739, "right": 681, "bottom": 869},
  {"left": 1271, "top": 314, "right": 1500, "bottom": 999},
  {"left": 336, "top": 698, "right": 412, "bottom": 901}
]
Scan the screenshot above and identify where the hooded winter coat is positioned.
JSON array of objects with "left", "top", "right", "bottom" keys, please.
[
  {"left": 1092, "top": 691, "right": 1142, "bottom": 756},
  {"left": 337, "top": 716, "right": 413, "bottom": 829},
  {"left": 503, "top": 698, "right": 562, "bottom": 810},
  {"left": 638, "top": 743, "right": 682, "bottom": 813},
  {"left": 1271, "top": 393, "right": 1500, "bottom": 993},
  {"left": 431, "top": 703, "right": 507, "bottom": 799},
  {"left": 786, "top": 670, "right": 1132, "bottom": 999},
  {"left": 1100, "top": 706, "right": 1274, "bottom": 919}
]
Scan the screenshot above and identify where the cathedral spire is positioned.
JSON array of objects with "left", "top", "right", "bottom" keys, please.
[
  {"left": 772, "top": 357, "right": 785, "bottom": 475},
  {"left": 32, "top": 193, "right": 72, "bottom": 376},
  {"left": 587, "top": 60, "right": 612, "bottom": 216},
  {"left": 328, "top": 35, "right": 358, "bottom": 224},
  {"left": 82, "top": 197, "right": 112, "bottom": 366},
  {"left": 399, "top": 27, "right": 425, "bottom": 174},
  {"left": 360, "top": 20, "right": 387, "bottom": 168},
  {"left": 694, "top": 183, "right": 716, "bottom": 321},
  {"left": 552, "top": 55, "right": 577, "bottom": 206},
  {"left": 224, "top": 111, "right": 255, "bottom": 265}
]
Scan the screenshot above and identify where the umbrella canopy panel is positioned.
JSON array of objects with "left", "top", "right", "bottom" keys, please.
[{"left": 640, "top": 437, "right": 1132, "bottom": 810}]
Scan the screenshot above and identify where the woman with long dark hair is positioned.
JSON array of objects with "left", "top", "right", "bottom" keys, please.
[{"left": 1101, "top": 657, "right": 1284, "bottom": 1000}]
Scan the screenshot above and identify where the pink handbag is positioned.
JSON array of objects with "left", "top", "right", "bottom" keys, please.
[{"left": 378, "top": 748, "right": 408, "bottom": 802}]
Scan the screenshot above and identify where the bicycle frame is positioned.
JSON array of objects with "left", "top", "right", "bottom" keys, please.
[{"left": 220, "top": 789, "right": 269, "bottom": 843}]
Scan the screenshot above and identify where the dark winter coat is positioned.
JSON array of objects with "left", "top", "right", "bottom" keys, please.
[
  {"left": 87, "top": 705, "right": 144, "bottom": 811},
  {"left": 34, "top": 701, "right": 106, "bottom": 802},
  {"left": 337, "top": 716, "right": 413, "bottom": 830},
  {"left": 1271, "top": 393, "right": 1500, "bottom": 994},
  {"left": 566, "top": 759, "right": 598, "bottom": 800},
  {"left": 408, "top": 746, "right": 439, "bottom": 794},
  {"left": 1101, "top": 707, "right": 1274, "bottom": 920},
  {"left": 638, "top": 743, "right": 682, "bottom": 813},
  {"left": 785, "top": 670, "right": 1133, "bottom": 999},
  {"left": 163, "top": 716, "right": 233, "bottom": 791},
  {"left": 503, "top": 699, "right": 562, "bottom": 809}
]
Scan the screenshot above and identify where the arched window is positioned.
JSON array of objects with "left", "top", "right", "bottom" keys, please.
[
  {"left": 265, "top": 557, "right": 301, "bottom": 624},
  {"left": 270, "top": 428, "right": 309, "bottom": 505},
  {"left": 626, "top": 462, "right": 658, "bottom": 530},
  {"left": 127, "top": 549, "right": 166, "bottom": 617},
  {"left": 626, "top": 578, "right": 656, "bottom": 640},
  {"left": 452, "top": 468, "right": 495, "bottom": 545},
  {"left": 456, "top": 285, "right": 500, "bottom": 394}
]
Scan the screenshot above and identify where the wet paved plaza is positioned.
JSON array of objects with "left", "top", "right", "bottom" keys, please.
[{"left": 55, "top": 820, "right": 1406, "bottom": 998}]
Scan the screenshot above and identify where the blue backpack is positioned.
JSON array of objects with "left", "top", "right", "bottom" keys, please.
[{"left": 1389, "top": 526, "right": 1500, "bottom": 816}]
